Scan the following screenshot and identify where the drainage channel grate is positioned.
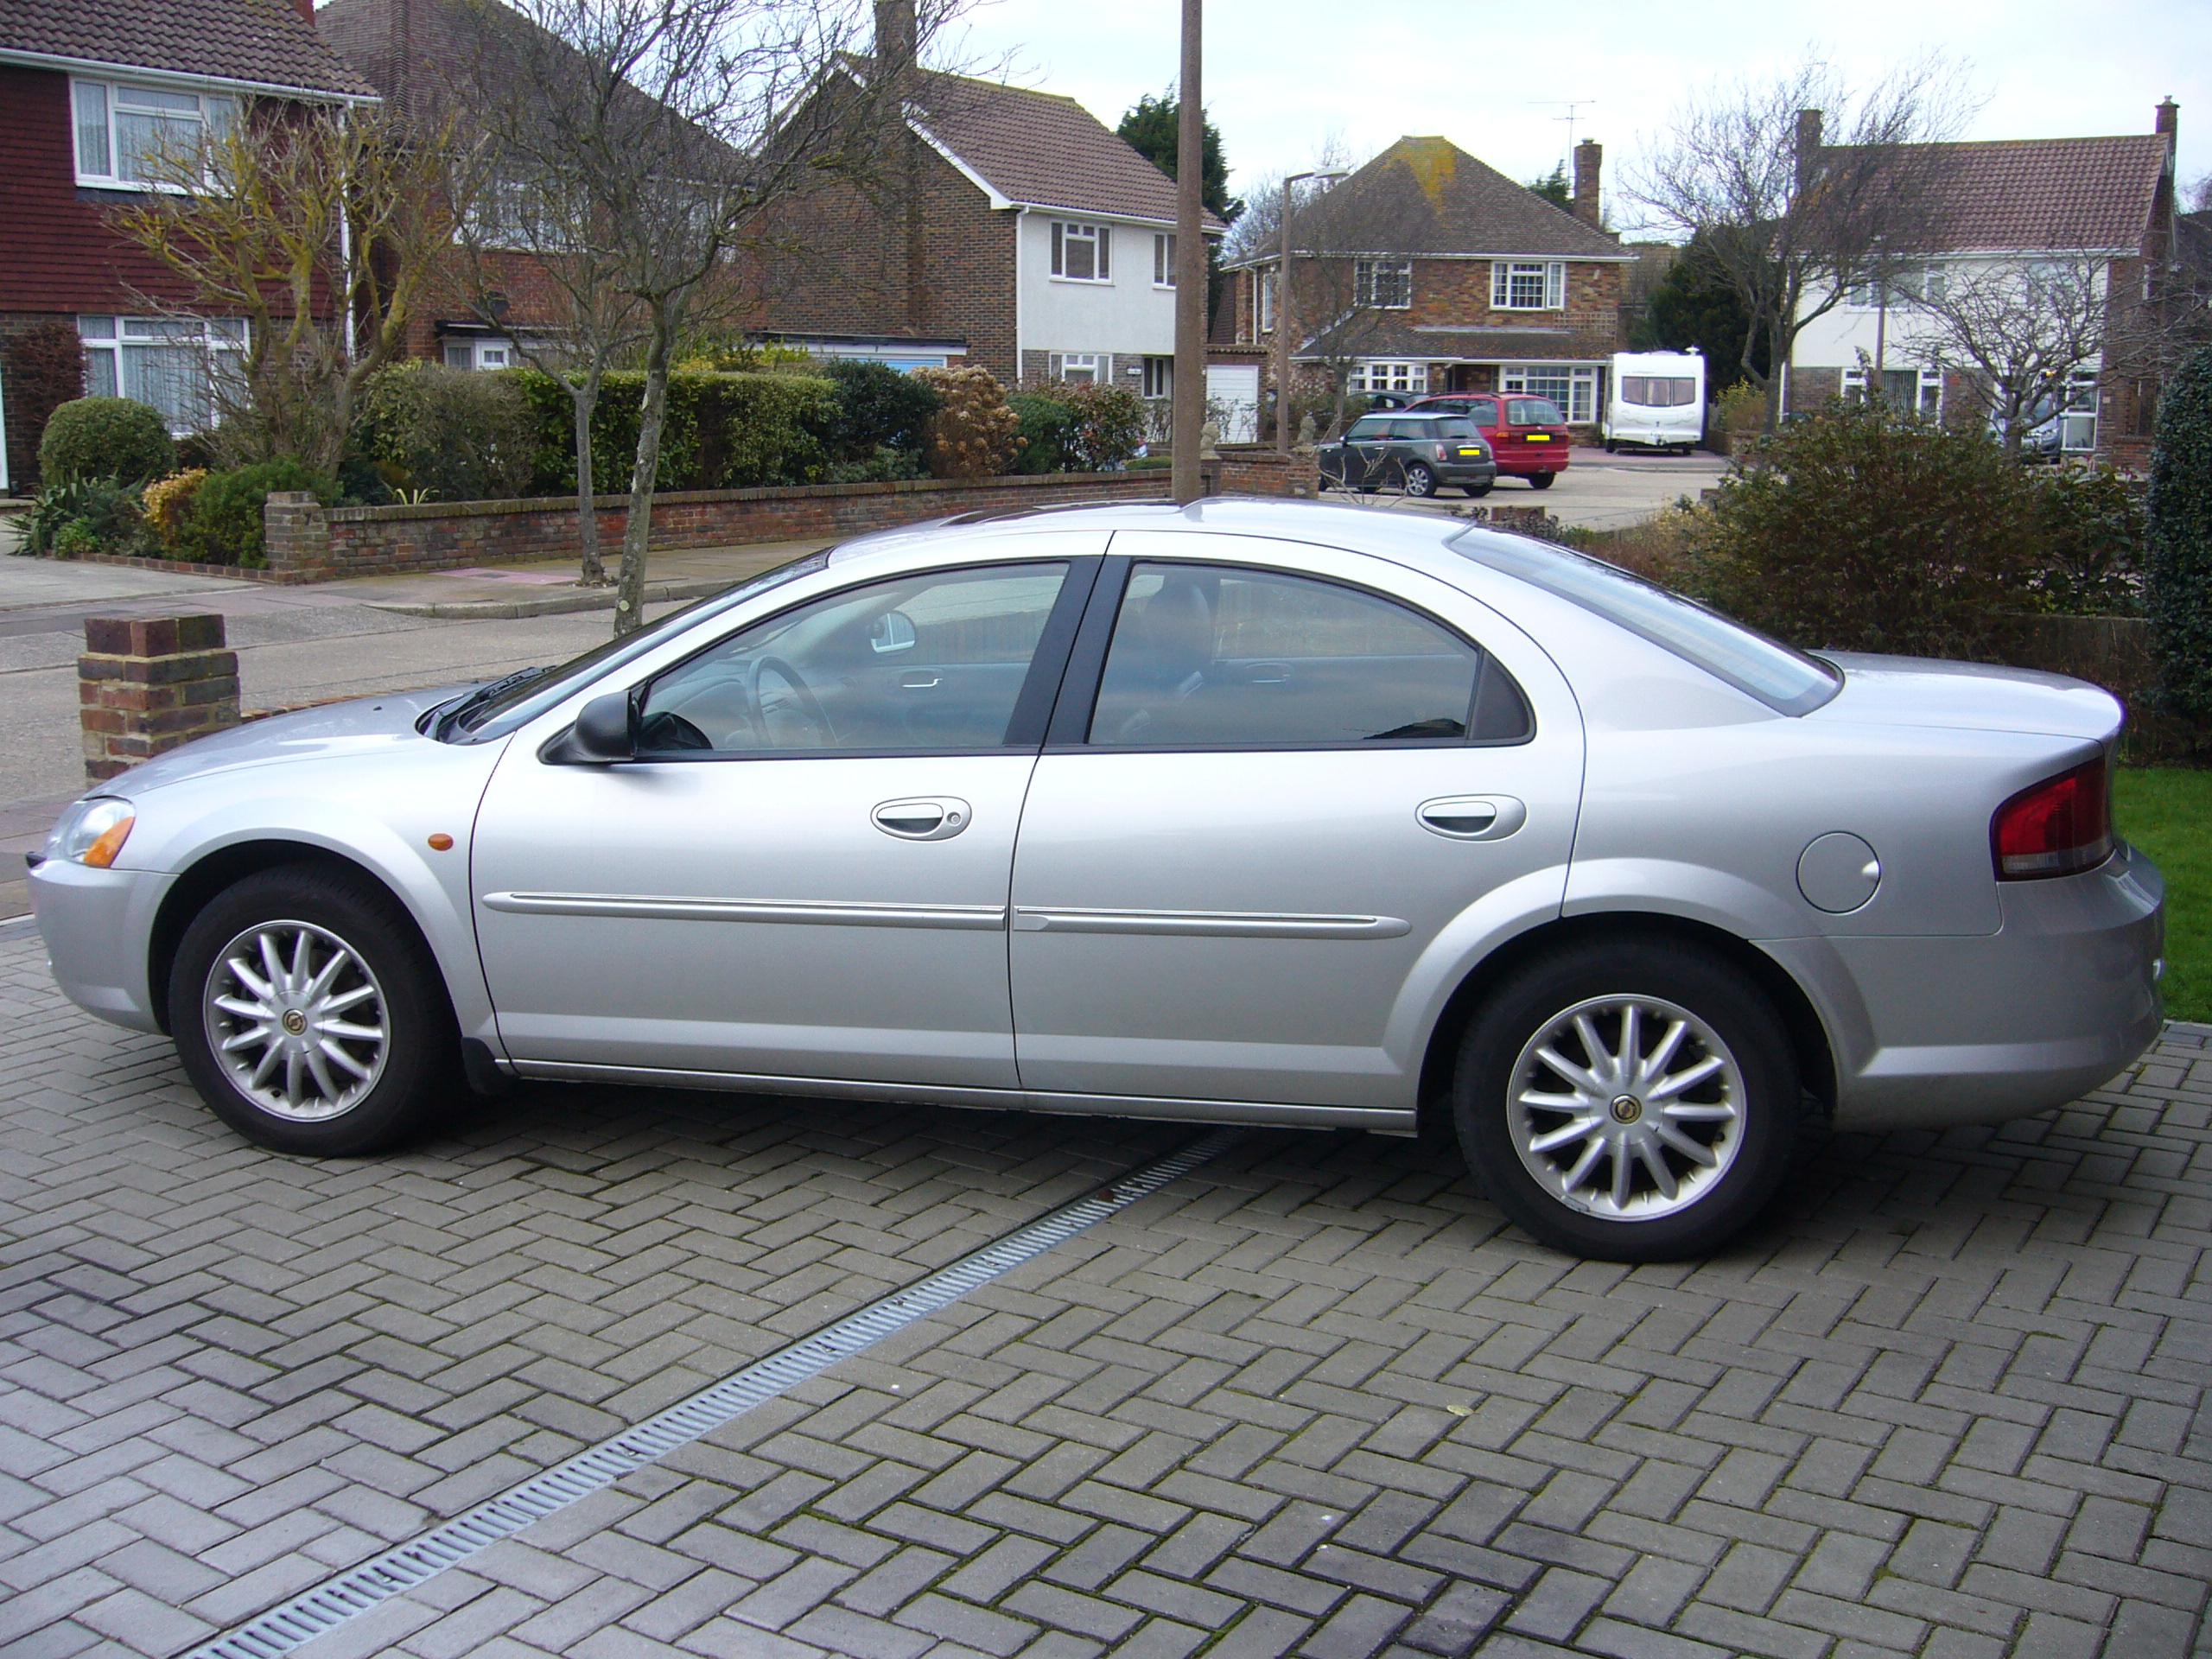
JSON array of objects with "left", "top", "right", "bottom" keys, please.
[{"left": 179, "top": 1126, "right": 1242, "bottom": 1659}]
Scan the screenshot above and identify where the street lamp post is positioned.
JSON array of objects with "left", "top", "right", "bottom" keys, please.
[
  {"left": 1168, "top": 0, "right": 1206, "bottom": 505},
  {"left": 1274, "top": 167, "right": 1346, "bottom": 452}
]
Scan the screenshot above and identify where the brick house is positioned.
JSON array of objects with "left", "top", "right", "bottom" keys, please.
[
  {"left": 0, "top": 0, "right": 374, "bottom": 486},
  {"left": 1224, "top": 136, "right": 1637, "bottom": 431},
  {"left": 1784, "top": 102, "right": 2185, "bottom": 467}
]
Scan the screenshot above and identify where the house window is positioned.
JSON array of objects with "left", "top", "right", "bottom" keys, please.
[
  {"left": 2061, "top": 371, "right": 2098, "bottom": 453},
  {"left": 1502, "top": 364, "right": 1598, "bottom": 423},
  {"left": 1845, "top": 264, "right": 1948, "bottom": 308},
  {"left": 1051, "top": 221, "right": 1111, "bottom": 283},
  {"left": 73, "top": 78, "right": 237, "bottom": 188},
  {"left": 444, "top": 336, "right": 515, "bottom": 372},
  {"left": 1255, "top": 270, "right": 1277, "bottom": 334},
  {"left": 79, "top": 315, "right": 244, "bottom": 435},
  {"left": 1347, "top": 361, "right": 1427, "bottom": 394},
  {"left": 1355, "top": 260, "right": 1413, "bottom": 309},
  {"left": 1840, "top": 365, "right": 1943, "bottom": 417},
  {"left": 1049, "top": 353, "right": 1103, "bottom": 385},
  {"left": 1141, "top": 356, "right": 1173, "bottom": 399},
  {"left": 462, "top": 174, "right": 577, "bottom": 253},
  {"left": 1154, "top": 233, "right": 1175, "bottom": 288},
  {"left": 1490, "top": 261, "right": 1567, "bottom": 311}
]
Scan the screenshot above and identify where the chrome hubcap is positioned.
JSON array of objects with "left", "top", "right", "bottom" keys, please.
[
  {"left": 202, "top": 920, "right": 389, "bottom": 1121},
  {"left": 1508, "top": 995, "right": 1745, "bottom": 1221}
]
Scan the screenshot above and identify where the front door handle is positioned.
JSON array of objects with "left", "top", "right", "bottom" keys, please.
[
  {"left": 1417, "top": 795, "right": 1527, "bottom": 841},
  {"left": 873, "top": 797, "right": 970, "bottom": 841}
]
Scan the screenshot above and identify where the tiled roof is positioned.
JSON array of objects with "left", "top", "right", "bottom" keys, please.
[
  {"left": 1824, "top": 135, "right": 2171, "bottom": 253},
  {"left": 850, "top": 58, "right": 1224, "bottom": 231},
  {"left": 316, "top": 0, "right": 503, "bottom": 119},
  {"left": 1263, "top": 136, "right": 1628, "bottom": 264},
  {"left": 1297, "top": 321, "right": 1620, "bottom": 364},
  {"left": 0, "top": 0, "right": 374, "bottom": 98}
]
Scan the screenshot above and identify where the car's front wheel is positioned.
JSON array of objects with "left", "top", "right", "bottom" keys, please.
[
  {"left": 1402, "top": 462, "right": 1436, "bottom": 498},
  {"left": 1454, "top": 941, "right": 1801, "bottom": 1260},
  {"left": 169, "top": 866, "right": 458, "bottom": 1155}
]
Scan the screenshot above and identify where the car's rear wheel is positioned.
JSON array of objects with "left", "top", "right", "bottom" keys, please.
[
  {"left": 169, "top": 866, "right": 458, "bottom": 1155},
  {"left": 1454, "top": 941, "right": 1800, "bottom": 1260},
  {"left": 1463, "top": 483, "right": 1492, "bottom": 498},
  {"left": 1529, "top": 471, "right": 1556, "bottom": 490},
  {"left": 1402, "top": 462, "right": 1436, "bottom": 498}
]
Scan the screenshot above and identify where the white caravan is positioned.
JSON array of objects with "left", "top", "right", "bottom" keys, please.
[{"left": 1604, "top": 350, "right": 1706, "bottom": 454}]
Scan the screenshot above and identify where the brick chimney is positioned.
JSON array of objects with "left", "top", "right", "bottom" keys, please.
[
  {"left": 293, "top": 0, "right": 314, "bottom": 21},
  {"left": 1572, "top": 139, "right": 1602, "bottom": 229},
  {"left": 2156, "top": 98, "right": 2178, "bottom": 142},
  {"left": 874, "top": 0, "right": 917, "bottom": 77},
  {"left": 1794, "top": 108, "right": 1824, "bottom": 197}
]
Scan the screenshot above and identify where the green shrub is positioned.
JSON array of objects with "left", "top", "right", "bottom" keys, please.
[
  {"left": 1019, "top": 380, "right": 1145, "bottom": 470},
  {"left": 2027, "top": 464, "right": 2145, "bottom": 616},
  {"left": 1687, "top": 398, "right": 2037, "bottom": 659},
  {"left": 913, "top": 366, "right": 1020, "bottom": 479},
  {"left": 824, "top": 360, "right": 940, "bottom": 462},
  {"left": 350, "top": 362, "right": 537, "bottom": 503},
  {"left": 39, "top": 397, "right": 175, "bottom": 486},
  {"left": 825, "top": 444, "right": 929, "bottom": 484},
  {"left": 24, "top": 476, "right": 146, "bottom": 556},
  {"left": 2149, "top": 346, "right": 2212, "bottom": 720},
  {"left": 174, "top": 460, "right": 337, "bottom": 568},
  {"left": 1008, "top": 393, "right": 1077, "bottom": 474},
  {"left": 715, "top": 373, "right": 838, "bottom": 487},
  {"left": 510, "top": 369, "right": 842, "bottom": 494},
  {"left": 141, "top": 469, "right": 211, "bottom": 554}
]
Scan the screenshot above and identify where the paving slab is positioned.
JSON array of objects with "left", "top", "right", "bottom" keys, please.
[{"left": 1, "top": 933, "right": 2208, "bottom": 1656}]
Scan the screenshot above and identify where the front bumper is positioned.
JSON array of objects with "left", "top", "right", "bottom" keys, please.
[
  {"left": 28, "top": 855, "right": 171, "bottom": 1033},
  {"left": 1765, "top": 842, "right": 2165, "bottom": 1131}
]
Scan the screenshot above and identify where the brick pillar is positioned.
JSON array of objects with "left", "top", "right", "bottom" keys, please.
[
  {"left": 79, "top": 614, "right": 241, "bottom": 782},
  {"left": 264, "top": 491, "right": 330, "bottom": 579}
]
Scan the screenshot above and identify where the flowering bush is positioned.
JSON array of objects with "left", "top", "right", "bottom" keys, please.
[{"left": 912, "top": 366, "right": 1020, "bottom": 480}]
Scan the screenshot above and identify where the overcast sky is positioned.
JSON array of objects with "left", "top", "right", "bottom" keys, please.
[{"left": 935, "top": 0, "right": 2212, "bottom": 238}]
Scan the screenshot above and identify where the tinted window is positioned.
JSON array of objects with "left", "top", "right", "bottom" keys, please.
[
  {"left": 1346, "top": 417, "right": 1387, "bottom": 440},
  {"left": 1089, "top": 563, "right": 1526, "bottom": 747},
  {"left": 1453, "top": 535, "right": 1839, "bottom": 715},
  {"left": 639, "top": 563, "right": 1068, "bottom": 753}
]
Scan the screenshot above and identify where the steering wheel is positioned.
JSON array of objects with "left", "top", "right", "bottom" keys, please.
[
  {"left": 636, "top": 709, "right": 713, "bottom": 752},
  {"left": 753, "top": 656, "right": 836, "bottom": 748}
]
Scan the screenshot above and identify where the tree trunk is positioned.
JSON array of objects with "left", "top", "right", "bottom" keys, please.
[
  {"left": 572, "top": 371, "right": 605, "bottom": 586},
  {"left": 612, "top": 315, "right": 672, "bottom": 638},
  {"left": 1762, "top": 308, "right": 1792, "bottom": 435}
]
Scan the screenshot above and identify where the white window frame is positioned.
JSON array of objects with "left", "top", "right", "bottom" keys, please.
[
  {"left": 1048, "top": 352, "right": 1104, "bottom": 385},
  {"left": 443, "top": 336, "right": 516, "bottom": 372},
  {"left": 1347, "top": 361, "right": 1427, "bottom": 394},
  {"left": 1846, "top": 264, "right": 1948, "bottom": 309},
  {"left": 1490, "top": 261, "right": 1567, "bottom": 312},
  {"left": 1050, "top": 221, "right": 1112, "bottom": 283},
  {"left": 79, "top": 315, "right": 245, "bottom": 435},
  {"left": 72, "top": 77, "right": 237, "bottom": 191},
  {"left": 1501, "top": 363, "right": 1599, "bottom": 423},
  {"left": 1141, "top": 355, "right": 1173, "bottom": 399},
  {"left": 2061, "top": 370, "right": 2098, "bottom": 453},
  {"left": 1154, "top": 233, "right": 1176, "bottom": 289},
  {"left": 1354, "top": 259, "right": 1413, "bottom": 310},
  {"left": 1255, "top": 269, "right": 1277, "bottom": 334},
  {"left": 1840, "top": 364, "right": 1945, "bottom": 418}
]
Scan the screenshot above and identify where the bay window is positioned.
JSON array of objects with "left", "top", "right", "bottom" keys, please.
[
  {"left": 1502, "top": 364, "right": 1597, "bottom": 423},
  {"left": 1347, "top": 361, "right": 1427, "bottom": 394}
]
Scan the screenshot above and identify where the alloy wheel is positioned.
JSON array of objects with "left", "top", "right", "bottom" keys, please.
[{"left": 201, "top": 919, "right": 390, "bottom": 1121}]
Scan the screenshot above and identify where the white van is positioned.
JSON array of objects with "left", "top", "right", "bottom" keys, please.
[{"left": 1604, "top": 351, "right": 1706, "bottom": 454}]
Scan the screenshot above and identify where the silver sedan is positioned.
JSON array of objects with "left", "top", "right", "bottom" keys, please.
[{"left": 29, "top": 500, "right": 2164, "bottom": 1259}]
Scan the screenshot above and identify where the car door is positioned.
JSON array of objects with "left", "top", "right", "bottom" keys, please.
[
  {"left": 1007, "top": 534, "right": 1583, "bottom": 1113},
  {"left": 1341, "top": 416, "right": 1388, "bottom": 487},
  {"left": 472, "top": 546, "right": 1098, "bottom": 1090}
]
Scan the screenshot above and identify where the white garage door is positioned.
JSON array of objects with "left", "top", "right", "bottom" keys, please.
[{"left": 1205, "top": 364, "right": 1259, "bottom": 444}]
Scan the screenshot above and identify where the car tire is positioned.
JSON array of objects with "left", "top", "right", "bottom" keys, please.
[
  {"left": 1529, "top": 472, "right": 1556, "bottom": 490},
  {"left": 1604, "top": 438, "right": 1617, "bottom": 454},
  {"left": 168, "top": 865, "right": 460, "bottom": 1156},
  {"left": 1402, "top": 462, "right": 1436, "bottom": 498},
  {"left": 1463, "top": 483, "right": 1493, "bottom": 498},
  {"left": 1453, "top": 940, "right": 1801, "bottom": 1261}
]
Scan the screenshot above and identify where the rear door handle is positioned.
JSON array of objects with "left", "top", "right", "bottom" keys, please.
[
  {"left": 900, "top": 673, "right": 940, "bottom": 690},
  {"left": 873, "top": 797, "right": 970, "bottom": 841},
  {"left": 1417, "top": 795, "right": 1527, "bottom": 841}
]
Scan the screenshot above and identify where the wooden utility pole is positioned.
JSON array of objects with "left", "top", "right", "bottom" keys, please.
[{"left": 1169, "top": 0, "right": 1205, "bottom": 505}]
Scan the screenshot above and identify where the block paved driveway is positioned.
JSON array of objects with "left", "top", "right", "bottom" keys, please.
[{"left": 2, "top": 925, "right": 2209, "bottom": 1659}]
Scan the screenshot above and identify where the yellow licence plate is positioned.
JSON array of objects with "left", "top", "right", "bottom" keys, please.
[
  {"left": 1457, "top": 448, "right": 1482, "bottom": 456},
  {"left": 1524, "top": 434, "right": 1552, "bottom": 442}
]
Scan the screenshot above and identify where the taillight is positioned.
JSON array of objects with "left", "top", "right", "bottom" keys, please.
[
  {"left": 1992, "top": 756, "right": 2113, "bottom": 880},
  {"left": 1434, "top": 442, "right": 1452, "bottom": 461}
]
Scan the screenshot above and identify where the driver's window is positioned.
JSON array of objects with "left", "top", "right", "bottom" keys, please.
[{"left": 637, "top": 562, "right": 1069, "bottom": 754}]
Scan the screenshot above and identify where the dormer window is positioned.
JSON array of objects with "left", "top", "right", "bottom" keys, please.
[
  {"left": 73, "top": 78, "right": 237, "bottom": 188},
  {"left": 1051, "top": 221, "right": 1111, "bottom": 283}
]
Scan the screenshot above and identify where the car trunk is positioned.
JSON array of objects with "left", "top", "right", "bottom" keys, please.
[{"left": 1811, "top": 652, "right": 2124, "bottom": 743}]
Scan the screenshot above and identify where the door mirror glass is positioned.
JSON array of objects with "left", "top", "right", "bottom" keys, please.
[{"left": 870, "top": 611, "right": 918, "bottom": 654}]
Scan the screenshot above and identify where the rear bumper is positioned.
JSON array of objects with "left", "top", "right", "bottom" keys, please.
[
  {"left": 1498, "top": 450, "right": 1569, "bottom": 475},
  {"left": 1764, "top": 843, "right": 2164, "bottom": 1131}
]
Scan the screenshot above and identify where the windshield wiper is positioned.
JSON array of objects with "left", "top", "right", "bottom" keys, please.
[{"left": 435, "top": 664, "right": 552, "bottom": 740}]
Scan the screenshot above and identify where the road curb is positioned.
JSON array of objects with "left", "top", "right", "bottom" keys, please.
[{"left": 366, "top": 576, "right": 734, "bottom": 620}]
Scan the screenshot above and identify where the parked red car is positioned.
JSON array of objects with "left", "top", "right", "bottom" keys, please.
[{"left": 1407, "top": 393, "right": 1572, "bottom": 489}]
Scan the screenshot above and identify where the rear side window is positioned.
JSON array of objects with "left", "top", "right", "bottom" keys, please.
[
  {"left": 1433, "top": 419, "right": 1480, "bottom": 440},
  {"left": 1507, "top": 398, "right": 1564, "bottom": 426},
  {"left": 1346, "top": 417, "right": 1387, "bottom": 440},
  {"left": 1088, "top": 563, "right": 1532, "bottom": 747}
]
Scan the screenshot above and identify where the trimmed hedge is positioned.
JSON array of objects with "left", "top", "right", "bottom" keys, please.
[
  {"left": 2150, "top": 346, "right": 2212, "bottom": 719},
  {"left": 174, "top": 460, "right": 337, "bottom": 568},
  {"left": 510, "top": 369, "right": 845, "bottom": 495},
  {"left": 351, "top": 362, "right": 537, "bottom": 503},
  {"left": 40, "top": 397, "right": 175, "bottom": 486}
]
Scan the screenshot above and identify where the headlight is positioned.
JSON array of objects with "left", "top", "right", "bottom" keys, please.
[{"left": 47, "top": 798, "right": 136, "bottom": 868}]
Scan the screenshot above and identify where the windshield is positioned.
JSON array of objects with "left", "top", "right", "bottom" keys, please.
[
  {"left": 438, "top": 550, "right": 830, "bottom": 742},
  {"left": 1451, "top": 533, "right": 1840, "bottom": 715}
]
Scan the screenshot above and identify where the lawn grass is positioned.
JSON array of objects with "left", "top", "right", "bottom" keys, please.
[{"left": 2116, "top": 767, "right": 2210, "bottom": 1022}]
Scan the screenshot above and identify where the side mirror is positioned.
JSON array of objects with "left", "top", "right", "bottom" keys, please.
[
  {"left": 556, "top": 692, "right": 636, "bottom": 764},
  {"left": 870, "top": 611, "right": 917, "bottom": 655}
]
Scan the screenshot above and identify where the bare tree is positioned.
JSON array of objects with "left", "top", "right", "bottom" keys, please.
[
  {"left": 1627, "top": 55, "right": 1974, "bottom": 433},
  {"left": 474, "top": 0, "right": 962, "bottom": 634},
  {"left": 111, "top": 103, "right": 471, "bottom": 474},
  {"left": 1910, "top": 256, "right": 2109, "bottom": 453}
]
